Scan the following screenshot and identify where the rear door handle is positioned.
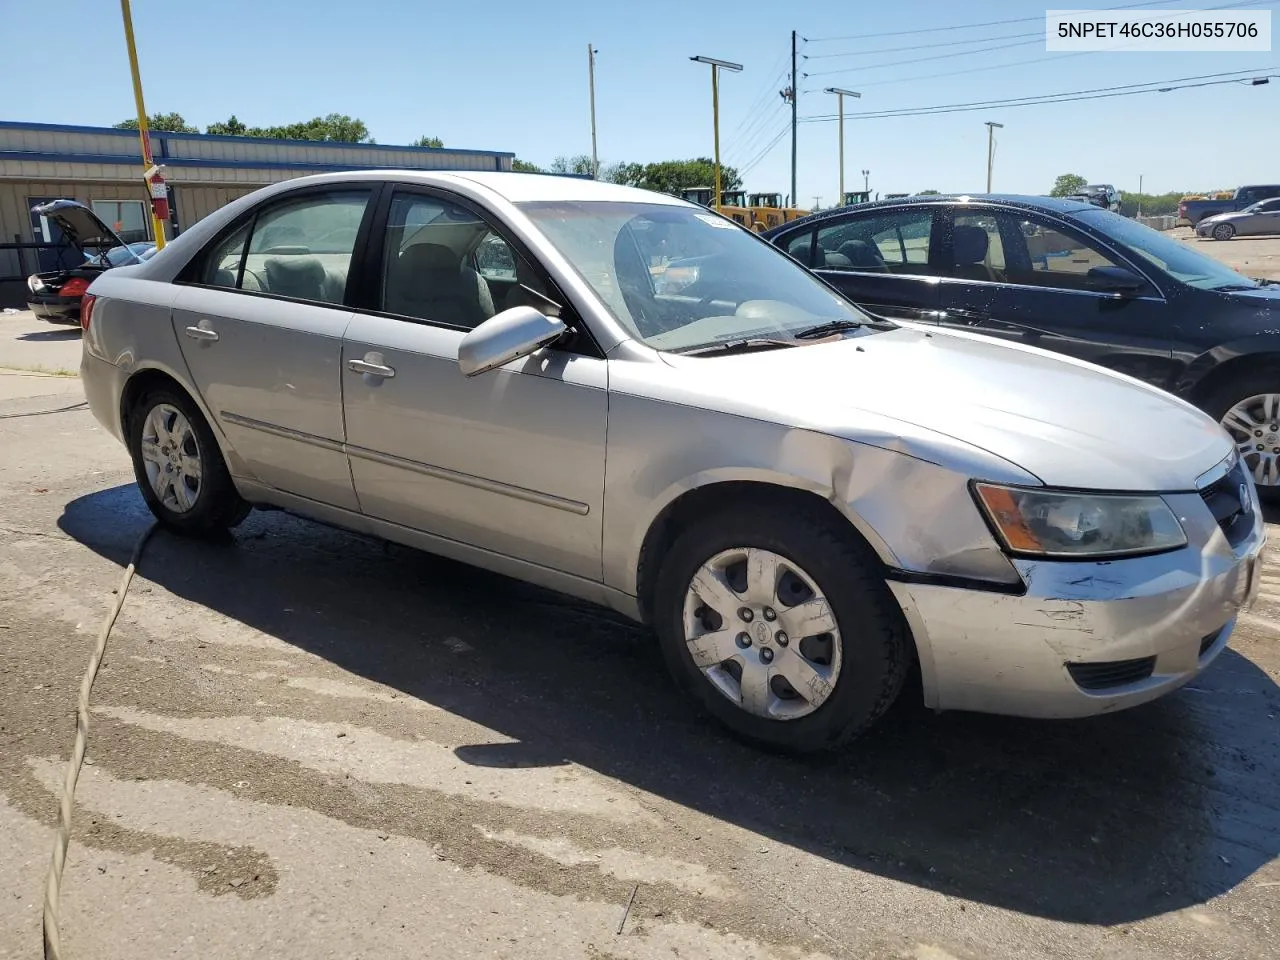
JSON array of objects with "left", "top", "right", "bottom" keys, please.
[
  {"left": 347, "top": 356, "right": 396, "bottom": 379},
  {"left": 184, "top": 324, "right": 219, "bottom": 342}
]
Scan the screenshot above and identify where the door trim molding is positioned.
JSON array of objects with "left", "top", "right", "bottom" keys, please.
[
  {"left": 346, "top": 443, "right": 590, "bottom": 515},
  {"left": 221, "top": 411, "right": 345, "bottom": 452}
]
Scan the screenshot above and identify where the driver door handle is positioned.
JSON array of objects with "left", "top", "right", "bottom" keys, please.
[
  {"left": 348, "top": 357, "right": 396, "bottom": 379},
  {"left": 184, "top": 324, "right": 219, "bottom": 342}
]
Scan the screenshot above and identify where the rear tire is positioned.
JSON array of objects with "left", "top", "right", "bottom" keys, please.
[
  {"left": 1212, "top": 222, "right": 1236, "bottom": 241},
  {"left": 653, "top": 502, "right": 911, "bottom": 753},
  {"left": 126, "top": 386, "right": 250, "bottom": 536}
]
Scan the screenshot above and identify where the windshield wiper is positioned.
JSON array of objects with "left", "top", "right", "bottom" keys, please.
[
  {"left": 793, "top": 318, "right": 863, "bottom": 340},
  {"left": 679, "top": 338, "right": 799, "bottom": 357}
]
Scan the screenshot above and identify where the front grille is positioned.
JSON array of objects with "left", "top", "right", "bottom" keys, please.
[
  {"left": 1066, "top": 656, "right": 1157, "bottom": 691},
  {"left": 1200, "top": 459, "right": 1254, "bottom": 548}
]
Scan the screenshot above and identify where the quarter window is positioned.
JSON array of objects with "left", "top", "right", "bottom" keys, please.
[{"left": 198, "top": 190, "right": 369, "bottom": 303}]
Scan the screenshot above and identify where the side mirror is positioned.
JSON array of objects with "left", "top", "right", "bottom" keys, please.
[
  {"left": 1086, "top": 265, "right": 1143, "bottom": 296},
  {"left": 457, "top": 306, "right": 567, "bottom": 377}
]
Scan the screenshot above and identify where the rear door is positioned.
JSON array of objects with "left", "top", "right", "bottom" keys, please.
[
  {"left": 786, "top": 206, "right": 943, "bottom": 322},
  {"left": 933, "top": 207, "right": 1181, "bottom": 388},
  {"left": 171, "top": 185, "right": 376, "bottom": 511},
  {"left": 1242, "top": 198, "right": 1280, "bottom": 236}
]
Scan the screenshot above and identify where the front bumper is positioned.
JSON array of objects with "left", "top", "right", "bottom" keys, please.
[{"left": 889, "top": 489, "right": 1265, "bottom": 718}]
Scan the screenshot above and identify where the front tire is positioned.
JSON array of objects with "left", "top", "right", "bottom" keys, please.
[
  {"left": 126, "top": 386, "right": 249, "bottom": 536},
  {"left": 1212, "top": 222, "right": 1235, "bottom": 241},
  {"left": 653, "top": 503, "right": 911, "bottom": 753},
  {"left": 1206, "top": 371, "right": 1280, "bottom": 493}
]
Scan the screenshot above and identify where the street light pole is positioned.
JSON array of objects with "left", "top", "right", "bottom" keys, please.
[
  {"left": 824, "top": 87, "right": 860, "bottom": 205},
  {"left": 690, "top": 56, "right": 743, "bottom": 212},
  {"left": 588, "top": 44, "right": 599, "bottom": 179},
  {"left": 984, "top": 121, "right": 1003, "bottom": 193},
  {"left": 862, "top": 169, "right": 870, "bottom": 192}
]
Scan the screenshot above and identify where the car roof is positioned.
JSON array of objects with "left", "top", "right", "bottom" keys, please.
[
  {"left": 761, "top": 193, "right": 1098, "bottom": 237},
  {"left": 253, "top": 169, "right": 690, "bottom": 206}
]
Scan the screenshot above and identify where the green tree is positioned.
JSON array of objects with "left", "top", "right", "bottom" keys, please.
[
  {"left": 550, "top": 154, "right": 597, "bottom": 176},
  {"left": 1050, "top": 173, "right": 1088, "bottom": 197},
  {"left": 113, "top": 112, "right": 198, "bottom": 133},
  {"left": 511, "top": 158, "right": 543, "bottom": 173},
  {"left": 637, "top": 158, "right": 742, "bottom": 194},
  {"left": 600, "top": 161, "right": 645, "bottom": 186},
  {"left": 915, "top": 189, "right": 940, "bottom": 195},
  {"left": 412, "top": 135, "right": 444, "bottom": 148},
  {"left": 205, "top": 115, "right": 247, "bottom": 136}
]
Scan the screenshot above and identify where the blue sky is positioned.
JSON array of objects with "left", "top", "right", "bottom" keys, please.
[{"left": 6, "top": 0, "right": 1276, "bottom": 202}]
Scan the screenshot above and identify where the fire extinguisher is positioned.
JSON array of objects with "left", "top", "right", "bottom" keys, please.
[{"left": 148, "top": 169, "right": 169, "bottom": 222}]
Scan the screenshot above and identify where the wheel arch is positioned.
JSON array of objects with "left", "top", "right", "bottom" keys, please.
[
  {"left": 633, "top": 477, "right": 896, "bottom": 627},
  {"left": 1185, "top": 346, "right": 1280, "bottom": 411}
]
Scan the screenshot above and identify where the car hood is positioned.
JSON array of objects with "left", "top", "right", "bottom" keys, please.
[
  {"left": 661, "top": 326, "right": 1231, "bottom": 491},
  {"left": 30, "top": 200, "right": 133, "bottom": 258}
]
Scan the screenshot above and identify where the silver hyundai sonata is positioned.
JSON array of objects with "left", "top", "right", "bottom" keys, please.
[{"left": 80, "top": 171, "right": 1265, "bottom": 751}]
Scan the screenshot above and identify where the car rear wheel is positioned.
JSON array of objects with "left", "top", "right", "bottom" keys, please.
[
  {"left": 127, "top": 386, "right": 250, "bottom": 535},
  {"left": 1208, "top": 373, "right": 1280, "bottom": 492},
  {"left": 653, "top": 503, "right": 911, "bottom": 753},
  {"left": 1212, "top": 222, "right": 1236, "bottom": 241}
]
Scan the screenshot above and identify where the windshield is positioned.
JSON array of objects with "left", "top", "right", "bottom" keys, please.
[
  {"left": 518, "top": 201, "right": 877, "bottom": 352},
  {"left": 1074, "top": 207, "right": 1259, "bottom": 291}
]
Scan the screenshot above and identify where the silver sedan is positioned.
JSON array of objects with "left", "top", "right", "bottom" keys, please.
[
  {"left": 80, "top": 171, "right": 1265, "bottom": 752},
  {"left": 1196, "top": 198, "right": 1280, "bottom": 240}
]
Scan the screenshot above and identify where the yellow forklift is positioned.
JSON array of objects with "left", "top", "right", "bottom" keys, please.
[
  {"left": 679, "top": 187, "right": 757, "bottom": 230},
  {"left": 747, "top": 192, "right": 809, "bottom": 231}
]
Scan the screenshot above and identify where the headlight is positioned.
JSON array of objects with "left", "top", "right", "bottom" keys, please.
[{"left": 973, "top": 483, "right": 1186, "bottom": 558}]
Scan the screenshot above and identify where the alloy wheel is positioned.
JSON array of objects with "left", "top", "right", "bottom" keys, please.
[
  {"left": 1212, "top": 223, "right": 1235, "bottom": 241},
  {"left": 139, "top": 403, "right": 203, "bottom": 512},
  {"left": 682, "top": 547, "right": 842, "bottom": 720},
  {"left": 1221, "top": 393, "right": 1280, "bottom": 486}
]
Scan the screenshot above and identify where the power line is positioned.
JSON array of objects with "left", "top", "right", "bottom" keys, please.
[
  {"left": 727, "top": 94, "right": 787, "bottom": 159},
  {"left": 805, "top": 30, "right": 1040, "bottom": 61},
  {"left": 728, "top": 66, "right": 788, "bottom": 139},
  {"left": 738, "top": 123, "right": 791, "bottom": 178},
  {"left": 805, "top": 37, "right": 1042, "bottom": 78},
  {"left": 803, "top": 0, "right": 1180, "bottom": 42},
  {"left": 798, "top": 69, "right": 1276, "bottom": 122}
]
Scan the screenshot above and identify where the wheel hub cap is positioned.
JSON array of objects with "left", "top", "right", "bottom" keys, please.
[
  {"left": 682, "top": 547, "right": 842, "bottom": 721},
  {"left": 139, "top": 403, "right": 203, "bottom": 513}
]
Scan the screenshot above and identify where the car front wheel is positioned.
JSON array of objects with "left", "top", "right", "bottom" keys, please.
[
  {"left": 1212, "top": 222, "right": 1236, "bottom": 241},
  {"left": 127, "top": 386, "right": 250, "bottom": 535},
  {"left": 653, "top": 503, "right": 911, "bottom": 752},
  {"left": 1210, "top": 374, "right": 1280, "bottom": 491}
]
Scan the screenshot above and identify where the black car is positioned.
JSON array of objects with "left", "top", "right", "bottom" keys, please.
[
  {"left": 762, "top": 194, "right": 1280, "bottom": 490},
  {"left": 26, "top": 200, "right": 155, "bottom": 324}
]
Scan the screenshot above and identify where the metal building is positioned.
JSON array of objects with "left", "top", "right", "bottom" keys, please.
[{"left": 0, "top": 120, "right": 514, "bottom": 306}]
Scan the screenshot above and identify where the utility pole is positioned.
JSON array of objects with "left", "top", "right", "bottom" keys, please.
[
  {"left": 790, "top": 30, "right": 798, "bottom": 208},
  {"left": 588, "top": 44, "right": 599, "bottom": 179},
  {"left": 984, "top": 121, "right": 1003, "bottom": 193},
  {"left": 691, "top": 56, "right": 743, "bottom": 212},
  {"left": 1138, "top": 174, "right": 1143, "bottom": 217},
  {"left": 119, "top": 0, "right": 165, "bottom": 249},
  {"left": 812, "top": 195, "right": 822, "bottom": 211},
  {"left": 862, "top": 169, "right": 870, "bottom": 192}
]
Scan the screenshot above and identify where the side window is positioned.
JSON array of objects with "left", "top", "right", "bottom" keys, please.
[
  {"left": 380, "top": 193, "right": 550, "bottom": 329},
  {"left": 198, "top": 191, "right": 369, "bottom": 303},
  {"left": 1005, "top": 217, "right": 1124, "bottom": 292},
  {"left": 816, "top": 210, "right": 934, "bottom": 274},
  {"left": 949, "top": 213, "right": 1006, "bottom": 282},
  {"left": 782, "top": 229, "right": 816, "bottom": 267}
]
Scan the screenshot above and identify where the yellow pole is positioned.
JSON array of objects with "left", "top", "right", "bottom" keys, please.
[
  {"left": 712, "top": 64, "right": 721, "bottom": 213},
  {"left": 120, "top": 0, "right": 165, "bottom": 250},
  {"left": 837, "top": 93, "right": 845, "bottom": 205}
]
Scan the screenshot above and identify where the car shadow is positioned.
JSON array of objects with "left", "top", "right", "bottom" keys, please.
[
  {"left": 18, "top": 327, "right": 80, "bottom": 341},
  {"left": 60, "top": 485, "right": 1280, "bottom": 927}
]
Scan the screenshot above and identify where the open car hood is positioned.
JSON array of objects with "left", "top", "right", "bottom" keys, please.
[{"left": 30, "top": 199, "right": 137, "bottom": 260}]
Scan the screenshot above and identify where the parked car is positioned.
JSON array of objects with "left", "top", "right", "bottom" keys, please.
[
  {"left": 81, "top": 172, "right": 1263, "bottom": 752},
  {"left": 1067, "top": 183, "right": 1120, "bottom": 212},
  {"left": 27, "top": 199, "right": 156, "bottom": 324},
  {"left": 1179, "top": 185, "right": 1280, "bottom": 226},
  {"left": 1196, "top": 197, "right": 1280, "bottom": 240},
  {"left": 763, "top": 194, "right": 1280, "bottom": 492}
]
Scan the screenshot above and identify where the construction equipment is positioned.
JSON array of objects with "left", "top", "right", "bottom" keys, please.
[
  {"left": 679, "top": 187, "right": 755, "bottom": 229},
  {"left": 841, "top": 190, "right": 872, "bottom": 206}
]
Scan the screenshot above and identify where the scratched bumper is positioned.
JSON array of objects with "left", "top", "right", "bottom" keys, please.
[{"left": 888, "top": 492, "right": 1266, "bottom": 718}]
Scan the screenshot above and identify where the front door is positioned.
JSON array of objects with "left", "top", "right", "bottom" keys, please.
[
  {"left": 170, "top": 186, "right": 376, "bottom": 510},
  {"left": 341, "top": 188, "right": 608, "bottom": 580},
  {"left": 804, "top": 206, "right": 943, "bottom": 322},
  {"left": 934, "top": 208, "right": 1180, "bottom": 390}
]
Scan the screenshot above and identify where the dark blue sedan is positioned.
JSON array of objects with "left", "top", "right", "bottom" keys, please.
[{"left": 763, "top": 194, "right": 1280, "bottom": 492}]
